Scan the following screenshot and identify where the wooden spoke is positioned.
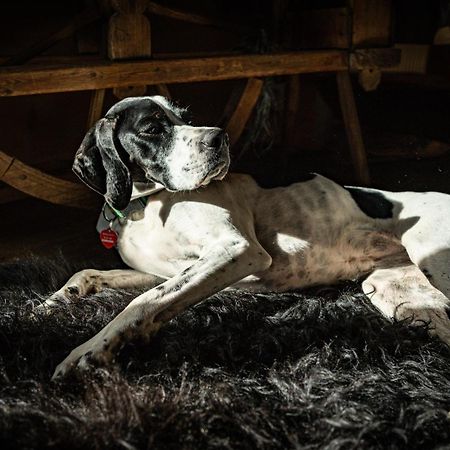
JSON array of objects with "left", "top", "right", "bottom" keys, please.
[
  {"left": 0, "top": 151, "right": 98, "bottom": 209},
  {"left": 226, "top": 78, "right": 264, "bottom": 146},
  {"left": 336, "top": 71, "right": 370, "bottom": 185},
  {"left": 86, "top": 89, "right": 106, "bottom": 129}
]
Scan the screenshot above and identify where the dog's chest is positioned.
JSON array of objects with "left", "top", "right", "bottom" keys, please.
[{"left": 114, "top": 195, "right": 228, "bottom": 278}]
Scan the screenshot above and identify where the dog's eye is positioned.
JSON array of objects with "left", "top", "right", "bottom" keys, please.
[{"left": 140, "top": 124, "right": 163, "bottom": 135}]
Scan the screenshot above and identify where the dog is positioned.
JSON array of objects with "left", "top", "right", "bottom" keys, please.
[{"left": 46, "top": 96, "right": 450, "bottom": 380}]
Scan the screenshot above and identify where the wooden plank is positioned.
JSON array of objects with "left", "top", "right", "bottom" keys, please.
[
  {"left": 0, "top": 51, "right": 348, "bottom": 97},
  {"left": 108, "top": 0, "right": 151, "bottom": 60},
  {"left": 217, "top": 81, "right": 247, "bottom": 128},
  {"left": 108, "top": 0, "right": 151, "bottom": 99},
  {"left": 226, "top": 78, "right": 264, "bottom": 146},
  {"left": 350, "top": 48, "right": 401, "bottom": 70},
  {"left": 86, "top": 89, "right": 106, "bottom": 129},
  {"left": 352, "top": 0, "right": 392, "bottom": 47},
  {"left": 294, "top": 8, "right": 350, "bottom": 49},
  {"left": 336, "top": 71, "right": 370, "bottom": 185},
  {"left": 0, "top": 151, "right": 98, "bottom": 209}
]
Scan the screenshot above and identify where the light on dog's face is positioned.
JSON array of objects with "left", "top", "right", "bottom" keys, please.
[
  {"left": 116, "top": 97, "right": 230, "bottom": 191},
  {"left": 164, "top": 125, "right": 230, "bottom": 191}
]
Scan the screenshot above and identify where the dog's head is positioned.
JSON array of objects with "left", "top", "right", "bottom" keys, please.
[{"left": 73, "top": 96, "right": 230, "bottom": 209}]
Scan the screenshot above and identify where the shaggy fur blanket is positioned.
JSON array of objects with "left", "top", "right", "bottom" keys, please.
[{"left": 1, "top": 256, "right": 450, "bottom": 450}]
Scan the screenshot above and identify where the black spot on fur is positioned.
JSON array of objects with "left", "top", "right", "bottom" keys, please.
[
  {"left": 67, "top": 286, "right": 79, "bottom": 296},
  {"left": 346, "top": 187, "right": 394, "bottom": 219},
  {"left": 445, "top": 307, "right": 450, "bottom": 321},
  {"left": 173, "top": 278, "right": 190, "bottom": 291}
]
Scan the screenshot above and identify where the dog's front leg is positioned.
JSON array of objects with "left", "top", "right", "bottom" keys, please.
[
  {"left": 52, "top": 239, "right": 272, "bottom": 380},
  {"left": 40, "top": 269, "right": 165, "bottom": 309}
]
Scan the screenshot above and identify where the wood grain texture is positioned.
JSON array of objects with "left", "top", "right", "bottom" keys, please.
[
  {"left": 226, "top": 78, "right": 263, "bottom": 146},
  {"left": 108, "top": 0, "right": 151, "bottom": 98},
  {"left": 352, "top": 0, "right": 392, "bottom": 47},
  {"left": 336, "top": 71, "right": 370, "bottom": 185},
  {"left": 0, "top": 151, "right": 98, "bottom": 209},
  {"left": 108, "top": 14, "right": 151, "bottom": 60},
  {"left": 295, "top": 8, "right": 350, "bottom": 49},
  {"left": 350, "top": 48, "right": 401, "bottom": 70},
  {"left": 0, "top": 51, "right": 348, "bottom": 97}
]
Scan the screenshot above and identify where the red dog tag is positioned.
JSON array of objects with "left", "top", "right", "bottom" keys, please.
[{"left": 100, "top": 228, "right": 118, "bottom": 249}]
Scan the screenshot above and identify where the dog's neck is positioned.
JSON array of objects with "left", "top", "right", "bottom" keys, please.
[{"left": 131, "top": 181, "right": 165, "bottom": 201}]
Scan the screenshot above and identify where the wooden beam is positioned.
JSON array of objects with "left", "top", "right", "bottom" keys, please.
[
  {"left": 217, "top": 81, "right": 247, "bottom": 128},
  {"left": 108, "top": 0, "right": 151, "bottom": 61},
  {"left": 336, "top": 71, "right": 370, "bottom": 185},
  {"left": 352, "top": 0, "right": 392, "bottom": 48},
  {"left": 0, "top": 151, "right": 98, "bottom": 209},
  {"left": 294, "top": 8, "right": 350, "bottom": 49},
  {"left": 108, "top": 0, "right": 151, "bottom": 99},
  {"left": 350, "top": 48, "right": 401, "bottom": 71},
  {"left": 226, "top": 78, "right": 264, "bottom": 146},
  {"left": 0, "top": 51, "right": 348, "bottom": 97}
]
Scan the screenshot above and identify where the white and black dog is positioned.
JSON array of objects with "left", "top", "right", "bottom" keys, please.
[{"left": 46, "top": 96, "right": 450, "bottom": 380}]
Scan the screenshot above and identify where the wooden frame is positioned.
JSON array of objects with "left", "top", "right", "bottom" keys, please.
[
  {"left": 0, "top": 51, "right": 348, "bottom": 97},
  {"left": 0, "top": 1, "right": 399, "bottom": 207}
]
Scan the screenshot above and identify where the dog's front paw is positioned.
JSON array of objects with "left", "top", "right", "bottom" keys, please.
[
  {"left": 34, "top": 292, "right": 71, "bottom": 315},
  {"left": 51, "top": 335, "right": 113, "bottom": 381}
]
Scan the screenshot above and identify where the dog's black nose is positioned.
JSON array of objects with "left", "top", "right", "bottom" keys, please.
[{"left": 201, "top": 129, "right": 225, "bottom": 149}]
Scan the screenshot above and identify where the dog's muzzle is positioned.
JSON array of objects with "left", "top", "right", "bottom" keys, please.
[
  {"left": 200, "top": 130, "right": 230, "bottom": 186},
  {"left": 200, "top": 129, "right": 227, "bottom": 151}
]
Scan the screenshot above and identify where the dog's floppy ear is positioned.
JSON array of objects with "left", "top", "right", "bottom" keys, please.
[{"left": 73, "top": 117, "right": 132, "bottom": 210}]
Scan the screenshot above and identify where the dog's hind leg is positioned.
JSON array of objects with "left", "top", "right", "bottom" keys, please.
[
  {"left": 362, "top": 261, "right": 450, "bottom": 346},
  {"left": 387, "top": 190, "right": 450, "bottom": 298},
  {"left": 40, "top": 269, "right": 164, "bottom": 309}
]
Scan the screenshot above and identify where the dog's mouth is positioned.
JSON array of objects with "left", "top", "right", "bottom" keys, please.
[{"left": 200, "top": 161, "right": 229, "bottom": 187}]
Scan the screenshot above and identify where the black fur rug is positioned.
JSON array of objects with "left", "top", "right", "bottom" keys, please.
[{"left": 1, "top": 256, "right": 450, "bottom": 450}]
